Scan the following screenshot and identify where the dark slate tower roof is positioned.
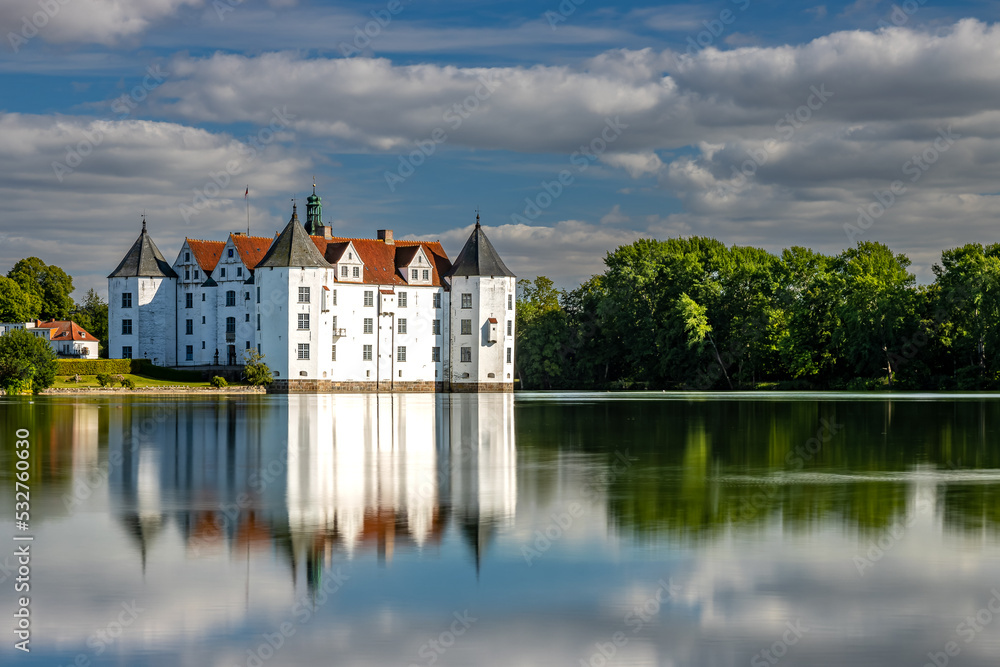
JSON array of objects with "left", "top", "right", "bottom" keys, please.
[
  {"left": 445, "top": 216, "right": 515, "bottom": 278},
  {"left": 256, "top": 205, "right": 331, "bottom": 268},
  {"left": 108, "top": 218, "right": 178, "bottom": 278}
]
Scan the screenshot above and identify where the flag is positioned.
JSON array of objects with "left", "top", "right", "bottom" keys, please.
[{"left": 244, "top": 186, "right": 249, "bottom": 199}]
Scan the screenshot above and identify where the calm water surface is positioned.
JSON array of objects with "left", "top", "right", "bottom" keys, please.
[{"left": 2, "top": 392, "right": 1000, "bottom": 666}]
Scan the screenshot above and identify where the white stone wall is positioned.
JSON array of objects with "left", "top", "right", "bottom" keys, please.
[
  {"left": 448, "top": 275, "right": 515, "bottom": 386},
  {"left": 109, "top": 276, "right": 176, "bottom": 364}
]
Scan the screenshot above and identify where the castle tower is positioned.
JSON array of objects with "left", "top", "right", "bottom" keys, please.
[
  {"left": 445, "top": 216, "right": 516, "bottom": 392},
  {"left": 108, "top": 218, "right": 178, "bottom": 365},
  {"left": 304, "top": 182, "right": 327, "bottom": 237},
  {"left": 256, "top": 204, "right": 335, "bottom": 391}
]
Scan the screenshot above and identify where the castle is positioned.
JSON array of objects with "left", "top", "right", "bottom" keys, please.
[{"left": 108, "top": 189, "right": 516, "bottom": 392}]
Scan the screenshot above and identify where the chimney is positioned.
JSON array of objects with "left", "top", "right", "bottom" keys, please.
[
  {"left": 377, "top": 229, "right": 394, "bottom": 245},
  {"left": 323, "top": 226, "right": 333, "bottom": 240}
]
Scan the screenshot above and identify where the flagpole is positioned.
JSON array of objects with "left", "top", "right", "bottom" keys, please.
[{"left": 245, "top": 185, "right": 250, "bottom": 236}]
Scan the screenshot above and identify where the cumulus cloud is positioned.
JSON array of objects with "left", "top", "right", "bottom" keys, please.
[{"left": 0, "top": 0, "right": 202, "bottom": 46}]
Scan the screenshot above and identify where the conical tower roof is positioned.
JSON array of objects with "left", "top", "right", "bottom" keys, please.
[
  {"left": 108, "top": 218, "right": 178, "bottom": 278},
  {"left": 256, "top": 205, "right": 331, "bottom": 268},
  {"left": 445, "top": 216, "right": 515, "bottom": 278}
]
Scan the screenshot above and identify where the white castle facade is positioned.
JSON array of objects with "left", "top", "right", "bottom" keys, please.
[{"left": 107, "top": 191, "right": 516, "bottom": 392}]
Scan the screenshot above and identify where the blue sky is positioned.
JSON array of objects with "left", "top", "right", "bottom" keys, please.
[{"left": 3, "top": 0, "right": 1000, "bottom": 296}]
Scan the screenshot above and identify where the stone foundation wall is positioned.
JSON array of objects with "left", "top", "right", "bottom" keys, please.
[
  {"left": 267, "top": 380, "right": 449, "bottom": 394},
  {"left": 449, "top": 382, "right": 514, "bottom": 393}
]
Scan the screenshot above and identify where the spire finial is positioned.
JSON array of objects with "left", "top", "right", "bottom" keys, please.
[
  {"left": 141, "top": 213, "right": 147, "bottom": 233},
  {"left": 312, "top": 176, "right": 316, "bottom": 195},
  {"left": 475, "top": 207, "right": 480, "bottom": 229}
]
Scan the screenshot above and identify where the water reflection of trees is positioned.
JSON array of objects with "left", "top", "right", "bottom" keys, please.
[{"left": 515, "top": 397, "right": 1000, "bottom": 539}]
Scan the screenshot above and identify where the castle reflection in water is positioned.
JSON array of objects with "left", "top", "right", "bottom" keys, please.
[{"left": 107, "top": 394, "right": 516, "bottom": 586}]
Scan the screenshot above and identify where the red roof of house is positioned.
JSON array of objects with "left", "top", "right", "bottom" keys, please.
[
  {"left": 309, "top": 236, "right": 452, "bottom": 286},
  {"left": 33, "top": 320, "right": 99, "bottom": 342},
  {"left": 187, "top": 240, "right": 225, "bottom": 272},
  {"left": 230, "top": 234, "right": 273, "bottom": 270}
]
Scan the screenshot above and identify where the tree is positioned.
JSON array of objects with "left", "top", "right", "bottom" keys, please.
[
  {"left": 515, "top": 277, "right": 571, "bottom": 389},
  {"left": 0, "top": 276, "right": 41, "bottom": 322},
  {"left": 7, "top": 257, "right": 74, "bottom": 320},
  {"left": 73, "top": 289, "right": 109, "bottom": 357},
  {"left": 0, "top": 328, "right": 57, "bottom": 394},
  {"left": 243, "top": 348, "right": 273, "bottom": 386}
]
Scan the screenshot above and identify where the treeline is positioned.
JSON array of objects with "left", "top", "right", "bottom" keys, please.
[
  {"left": 515, "top": 238, "right": 1000, "bottom": 390},
  {"left": 0, "top": 257, "right": 108, "bottom": 355}
]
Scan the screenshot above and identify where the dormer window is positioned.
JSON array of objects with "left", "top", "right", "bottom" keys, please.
[
  {"left": 185, "top": 252, "right": 190, "bottom": 262},
  {"left": 237, "top": 267, "right": 243, "bottom": 277},
  {"left": 411, "top": 269, "right": 418, "bottom": 281},
  {"left": 228, "top": 249, "right": 234, "bottom": 258}
]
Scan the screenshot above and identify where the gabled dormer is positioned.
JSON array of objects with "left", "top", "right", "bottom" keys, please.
[
  {"left": 328, "top": 241, "right": 365, "bottom": 283},
  {"left": 396, "top": 245, "right": 434, "bottom": 285}
]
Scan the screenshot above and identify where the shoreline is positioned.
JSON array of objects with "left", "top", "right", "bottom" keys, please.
[{"left": 37, "top": 386, "right": 267, "bottom": 395}]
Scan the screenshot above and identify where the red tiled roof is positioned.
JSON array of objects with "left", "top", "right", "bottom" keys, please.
[
  {"left": 309, "top": 236, "right": 453, "bottom": 287},
  {"left": 33, "top": 320, "right": 98, "bottom": 342},
  {"left": 230, "top": 234, "right": 273, "bottom": 270},
  {"left": 187, "top": 240, "right": 225, "bottom": 272}
]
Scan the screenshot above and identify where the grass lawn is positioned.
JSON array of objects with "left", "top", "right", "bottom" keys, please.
[{"left": 53, "top": 374, "right": 217, "bottom": 388}]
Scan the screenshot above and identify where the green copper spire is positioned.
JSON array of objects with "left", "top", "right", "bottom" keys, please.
[{"left": 305, "top": 179, "right": 324, "bottom": 235}]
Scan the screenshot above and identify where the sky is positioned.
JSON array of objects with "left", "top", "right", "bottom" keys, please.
[{"left": 3, "top": 0, "right": 1000, "bottom": 299}]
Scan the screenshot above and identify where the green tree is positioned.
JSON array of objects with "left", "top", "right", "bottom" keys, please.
[
  {"left": 7, "top": 257, "right": 74, "bottom": 321},
  {"left": 72, "top": 289, "right": 109, "bottom": 357},
  {"left": 515, "top": 277, "right": 571, "bottom": 389},
  {"left": 243, "top": 348, "right": 273, "bottom": 386},
  {"left": 0, "top": 328, "right": 57, "bottom": 394},
  {"left": 0, "top": 276, "right": 41, "bottom": 322}
]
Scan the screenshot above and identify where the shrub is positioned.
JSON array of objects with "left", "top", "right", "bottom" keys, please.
[
  {"left": 57, "top": 359, "right": 134, "bottom": 376},
  {"left": 120, "top": 377, "right": 136, "bottom": 390},
  {"left": 243, "top": 349, "right": 273, "bottom": 386},
  {"left": 96, "top": 373, "right": 113, "bottom": 387},
  {"left": 210, "top": 376, "right": 228, "bottom": 388},
  {"left": 0, "top": 328, "right": 57, "bottom": 394}
]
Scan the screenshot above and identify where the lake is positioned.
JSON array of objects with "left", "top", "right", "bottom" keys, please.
[{"left": 2, "top": 392, "right": 1000, "bottom": 666}]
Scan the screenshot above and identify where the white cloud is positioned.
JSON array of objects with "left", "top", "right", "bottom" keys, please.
[
  {"left": 600, "top": 151, "right": 665, "bottom": 178},
  {"left": 600, "top": 204, "right": 631, "bottom": 225}
]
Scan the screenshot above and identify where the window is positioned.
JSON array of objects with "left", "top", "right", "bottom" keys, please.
[
  {"left": 256, "top": 314, "right": 260, "bottom": 331},
  {"left": 185, "top": 319, "right": 193, "bottom": 335},
  {"left": 398, "top": 292, "right": 407, "bottom": 308},
  {"left": 298, "top": 313, "right": 309, "bottom": 330},
  {"left": 122, "top": 292, "right": 132, "bottom": 308},
  {"left": 433, "top": 293, "right": 441, "bottom": 309},
  {"left": 185, "top": 293, "right": 193, "bottom": 309},
  {"left": 256, "top": 287, "right": 260, "bottom": 303},
  {"left": 422, "top": 269, "right": 429, "bottom": 281},
  {"left": 202, "top": 316, "right": 205, "bottom": 324},
  {"left": 341, "top": 266, "right": 348, "bottom": 277},
  {"left": 226, "top": 290, "right": 236, "bottom": 307},
  {"left": 398, "top": 319, "right": 407, "bottom": 334},
  {"left": 461, "top": 293, "right": 472, "bottom": 308},
  {"left": 220, "top": 268, "right": 226, "bottom": 277},
  {"left": 185, "top": 345, "right": 193, "bottom": 361},
  {"left": 331, "top": 345, "right": 337, "bottom": 361},
  {"left": 185, "top": 268, "right": 190, "bottom": 280},
  {"left": 122, "top": 346, "right": 132, "bottom": 359},
  {"left": 121, "top": 319, "right": 132, "bottom": 335},
  {"left": 364, "top": 291, "right": 374, "bottom": 307},
  {"left": 507, "top": 347, "right": 512, "bottom": 363},
  {"left": 244, "top": 291, "right": 250, "bottom": 301},
  {"left": 461, "top": 319, "right": 472, "bottom": 336},
  {"left": 397, "top": 346, "right": 406, "bottom": 362},
  {"left": 364, "top": 318, "right": 373, "bottom": 334},
  {"left": 237, "top": 267, "right": 243, "bottom": 277},
  {"left": 201, "top": 293, "right": 205, "bottom": 301},
  {"left": 363, "top": 344, "right": 372, "bottom": 361},
  {"left": 353, "top": 266, "right": 360, "bottom": 278},
  {"left": 245, "top": 313, "right": 250, "bottom": 322},
  {"left": 461, "top": 347, "right": 471, "bottom": 363},
  {"left": 507, "top": 320, "right": 512, "bottom": 336},
  {"left": 411, "top": 269, "right": 418, "bottom": 280},
  {"left": 508, "top": 294, "right": 513, "bottom": 310},
  {"left": 228, "top": 248, "right": 234, "bottom": 258},
  {"left": 332, "top": 315, "right": 338, "bottom": 331},
  {"left": 297, "top": 343, "right": 309, "bottom": 360},
  {"left": 332, "top": 289, "right": 337, "bottom": 306},
  {"left": 202, "top": 341, "right": 205, "bottom": 349},
  {"left": 432, "top": 347, "right": 441, "bottom": 362},
  {"left": 298, "top": 286, "right": 310, "bottom": 303},
  {"left": 432, "top": 319, "right": 440, "bottom": 335},
  {"left": 226, "top": 317, "right": 236, "bottom": 333},
  {"left": 194, "top": 270, "right": 199, "bottom": 279},
  {"left": 245, "top": 341, "right": 250, "bottom": 349},
  {"left": 185, "top": 252, "right": 190, "bottom": 262}
]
